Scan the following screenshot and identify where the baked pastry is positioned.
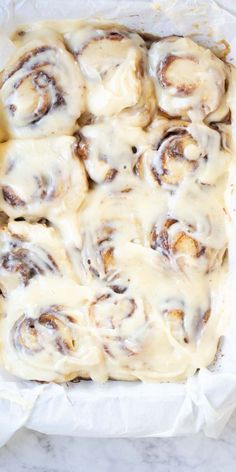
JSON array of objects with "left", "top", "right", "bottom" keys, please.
[
  {"left": 1, "top": 276, "right": 105, "bottom": 382},
  {"left": 76, "top": 118, "right": 147, "bottom": 183},
  {"left": 0, "top": 220, "right": 75, "bottom": 294},
  {"left": 78, "top": 185, "right": 142, "bottom": 289},
  {"left": 0, "top": 30, "right": 85, "bottom": 138},
  {"left": 0, "top": 24, "right": 232, "bottom": 383},
  {"left": 149, "top": 36, "right": 228, "bottom": 121},
  {"left": 133, "top": 118, "right": 230, "bottom": 189},
  {"left": 0, "top": 136, "right": 87, "bottom": 222},
  {"left": 88, "top": 264, "right": 217, "bottom": 381},
  {"left": 150, "top": 217, "right": 226, "bottom": 273},
  {"left": 66, "top": 27, "right": 155, "bottom": 126}
]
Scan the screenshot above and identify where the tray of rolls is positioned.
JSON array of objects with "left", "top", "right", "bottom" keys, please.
[{"left": 0, "top": 0, "right": 236, "bottom": 442}]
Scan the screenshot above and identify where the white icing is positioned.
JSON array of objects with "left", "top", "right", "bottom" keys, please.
[
  {"left": 0, "top": 276, "right": 105, "bottom": 382},
  {"left": 66, "top": 27, "right": 155, "bottom": 126},
  {"left": 0, "top": 25, "right": 232, "bottom": 383},
  {"left": 0, "top": 136, "right": 88, "bottom": 222},
  {"left": 0, "top": 220, "right": 76, "bottom": 294},
  {"left": 149, "top": 36, "right": 227, "bottom": 121},
  {"left": 0, "top": 30, "right": 85, "bottom": 138}
]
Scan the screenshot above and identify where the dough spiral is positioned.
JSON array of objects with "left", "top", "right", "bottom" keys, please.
[
  {"left": 149, "top": 36, "right": 227, "bottom": 121},
  {"left": 66, "top": 27, "right": 155, "bottom": 126},
  {"left": 0, "top": 31, "right": 85, "bottom": 138},
  {"left": 0, "top": 136, "right": 87, "bottom": 222}
]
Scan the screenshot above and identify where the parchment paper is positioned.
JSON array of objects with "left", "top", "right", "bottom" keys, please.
[{"left": 0, "top": 0, "right": 236, "bottom": 444}]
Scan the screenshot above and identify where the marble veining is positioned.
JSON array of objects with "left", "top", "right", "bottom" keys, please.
[{"left": 0, "top": 411, "right": 236, "bottom": 472}]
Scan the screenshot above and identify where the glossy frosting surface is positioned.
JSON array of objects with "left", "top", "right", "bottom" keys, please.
[{"left": 0, "top": 23, "right": 233, "bottom": 382}]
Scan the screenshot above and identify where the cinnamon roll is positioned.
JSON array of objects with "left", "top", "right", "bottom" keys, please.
[
  {"left": 80, "top": 217, "right": 134, "bottom": 295},
  {"left": 149, "top": 36, "right": 227, "bottom": 121},
  {"left": 159, "top": 295, "right": 211, "bottom": 347},
  {"left": 66, "top": 27, "right": 155, "bottom": 126},
  {"left": 81, "top": 220, "right": 116, "bottom": 282},
  {"left": 89, "top": 277, "right": 214, "bottom": 381},
  {"left": 89, "top": 290, "right": 149, "bottom": 379},
  {"left": 1, "top": 276, "right": 106, "bottom": 382},
  {"left": 0, "top": 136, "right": 87, "bottom": 221},
  {"left": 169, "top": 177, "right": 228, "bottom": 254},
  {"left": 150, "top": 217, "right": 226, "bottom": 272},
  {"left": 78, "top": 187, "right": 142, "bottom": 289},
  {"left": 0, "top": 220, "right": 74, "bottom": 294},
  {"left": 133, "top": 119, "right": 230, "bottom": 189},
  {"left": 76, "top": 118, "right": 147, "bottom": 183},
  {"left": 0, "top": 31, "right": 85, "bottom": 138}
]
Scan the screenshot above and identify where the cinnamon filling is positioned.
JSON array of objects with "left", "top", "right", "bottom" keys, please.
[
  {"left": 151, "top": 130, "right": 201, "bottom": 186},
  {"left": 158, "top": 54, "right": 198, "bottom": 95}
]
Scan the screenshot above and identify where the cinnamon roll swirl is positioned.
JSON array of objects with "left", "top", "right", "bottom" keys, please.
[
  {"left": 81, "top": 220, "right": 116, "bottom": 282},
  {"left": 150, "top": 217, "right": 226, "bottom": 273},
  {"left": 76, "top": 119, "right": 147, "bottom": 183},
  {"left": 78, "top": 187, "right": 142, "bottom": 289},
  {"left": 89, "top": 275, "right": 214, "bottom": 381},
  {"left": 89, "top": 290, "right": 149, "bottom": 379},
  {"left": 0, "top": 220, "right": 74, "bottom": 294},
  {"left": 1, "top": 277, "right": 105, "bottom": 382},
  {"left": 66, "top": 27, "right": 155, "bottom": 126},
  {"left": 80, "top": 217, "right": 134, "bottom": 296},
  {"left": 0, "top": 137, "right": 87, "bottom": 221},
  {"left": 0, "top": 31, "right": 85, "bottom": 138},
  {"left": 149, "top": 36, "right": 227, "bottom": 121},
  {"left": 133, "top": 119, "right": 230, "bottom": 189},
  {"left": 169, "top": 179, "right": 228, "bottom": 254},
  {"left": 159, "top": 295, "right": 211, "bottom": 347}
]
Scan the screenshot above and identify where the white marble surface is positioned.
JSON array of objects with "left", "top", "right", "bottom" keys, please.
[{"left": 0, "top": 411, "right": 236, "bottom": 472}]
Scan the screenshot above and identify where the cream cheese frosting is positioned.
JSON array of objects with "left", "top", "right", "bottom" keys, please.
[
  {"left": 0, "top": 136, "right": 88, "bottom": 222},
  {"left": 65, "top": 27, "right": 155, "bottom": 126},
  {"left": 0, "top": 30, "right": 85, "bottom": 139},
  {"left": 0, "top": 276, "right": 105, "bottom": 382},
  {"left": 148, "top": 36, "right": 228, "bottom": 122},
  {"left": 0, "top": 220, "right": 76, "bottom": 294},
  {"left": 0, "top": 23, "right": 233, "bottom": 383}
]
